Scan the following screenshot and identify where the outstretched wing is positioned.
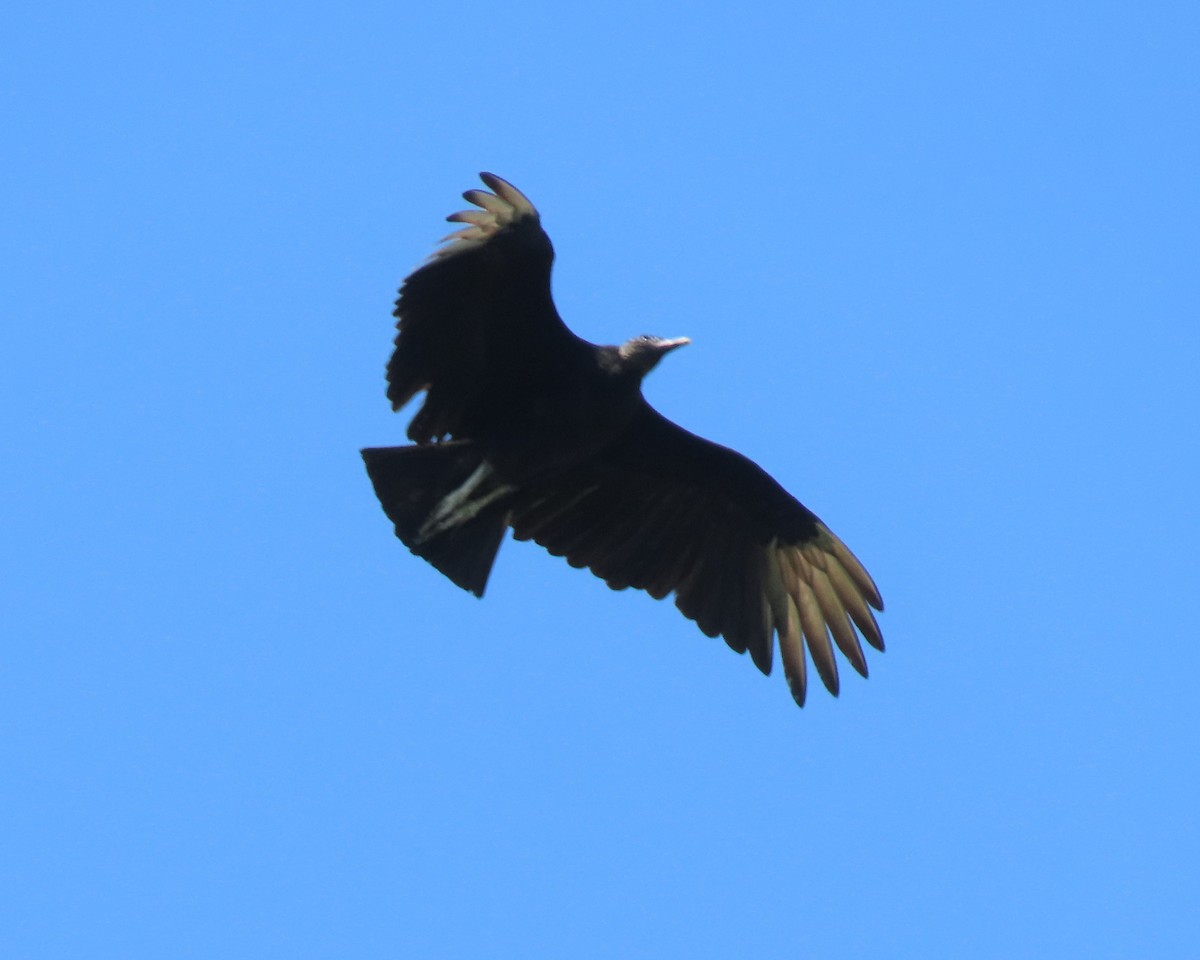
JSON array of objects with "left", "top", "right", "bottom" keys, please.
[
  {"left": 509, "top": 405, "right": 885, "bottom": 707},
  {"left": 386, "top": 173, "right": 583, "bottom": 443}
]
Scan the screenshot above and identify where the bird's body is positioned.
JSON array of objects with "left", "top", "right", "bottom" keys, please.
[{"left": 362, "top": 173, "right": 885, "bottom": 706}]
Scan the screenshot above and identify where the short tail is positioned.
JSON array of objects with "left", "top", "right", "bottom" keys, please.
[{"left": 361, "top": 442, "right": 512, "bottom": 596}]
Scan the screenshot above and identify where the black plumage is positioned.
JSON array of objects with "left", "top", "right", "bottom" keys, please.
[{"left": 361, "top": 173, "right": 885, "bottom": 707}]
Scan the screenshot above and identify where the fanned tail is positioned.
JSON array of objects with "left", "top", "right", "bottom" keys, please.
[{"left": 361, "top": 442, "right": 512, "bottom": 596}]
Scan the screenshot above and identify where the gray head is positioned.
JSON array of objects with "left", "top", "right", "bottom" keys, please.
[{"left": 616, "top": 334, "right": 691, "bottom": 377}]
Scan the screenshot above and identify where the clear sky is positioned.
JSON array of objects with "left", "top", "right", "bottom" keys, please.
[{"left": 4, "top": 1, "right": 1198, "bottom": 957}]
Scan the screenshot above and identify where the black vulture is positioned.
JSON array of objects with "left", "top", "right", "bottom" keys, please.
[{"left": 361, "top": 173, "right": 884, "bottom": 707}]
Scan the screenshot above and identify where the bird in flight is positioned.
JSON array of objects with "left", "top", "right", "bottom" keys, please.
[{"left": 362, "top": 173, "right": 884, "bottom": 707}]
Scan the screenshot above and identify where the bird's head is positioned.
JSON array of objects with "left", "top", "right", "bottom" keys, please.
[{"left": 616, "top": 334, "right": 691, "bottom": 377}]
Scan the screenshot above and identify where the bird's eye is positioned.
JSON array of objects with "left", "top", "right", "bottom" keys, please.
[{"left": 637, "top": 334, "right": 654, "bottom": 343}]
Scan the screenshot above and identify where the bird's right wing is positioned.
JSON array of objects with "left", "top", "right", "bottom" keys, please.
[
  {"left": 387, "top": 173, "right": 581, "bottom": 442},
  {"left": 509, "top": 405, "right": 884, "bottom": 707}
]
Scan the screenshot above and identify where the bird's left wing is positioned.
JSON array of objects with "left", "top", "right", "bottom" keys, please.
[{"left": 509, "top": 405, "right": 884, "bottom": 707}]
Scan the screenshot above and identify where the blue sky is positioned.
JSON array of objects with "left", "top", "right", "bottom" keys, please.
[{"left": 3, "top": 1, "right": 1197, "bottom": 957}]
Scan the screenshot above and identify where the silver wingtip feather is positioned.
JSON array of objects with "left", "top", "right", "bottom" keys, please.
[
  {"left": 760, "top": 531, "right": 885, "bottom": 701},
  {"left": 428, "top": 173, "right": 540, "bottom": 261},
  {"left": 479, "top": 172, "right": 538, "bottom": 217}
]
